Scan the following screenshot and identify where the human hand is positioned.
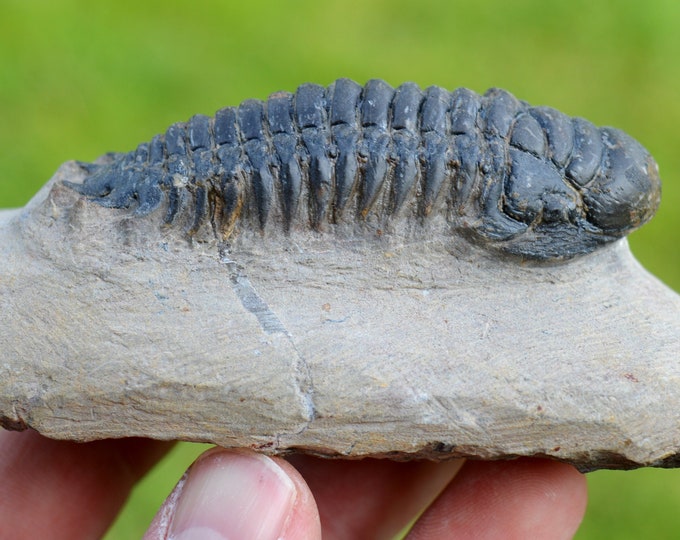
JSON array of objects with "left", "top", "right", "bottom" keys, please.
[{"left": 0, "top": 429, "right": 586, "bottom": 539}]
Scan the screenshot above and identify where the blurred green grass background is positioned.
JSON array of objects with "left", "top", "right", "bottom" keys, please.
[{"left": 2, "top": 0, "right": 679, "bottom": 537}]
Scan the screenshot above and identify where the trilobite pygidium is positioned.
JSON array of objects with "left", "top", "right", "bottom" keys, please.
[{"left": 65, "top": 78, "right": 661, "bottom": 260}]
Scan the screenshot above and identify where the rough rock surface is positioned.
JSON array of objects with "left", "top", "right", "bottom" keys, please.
[{"left": 1, "top": 162, "right": 679, "bottom": 472}]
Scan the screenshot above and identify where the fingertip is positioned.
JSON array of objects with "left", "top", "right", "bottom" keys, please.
[
  {"left": 408, "top": 458, "right": 588, "bottom": 540},
  {"left": 270, "top": 455, "right": 323, "bottom": 540},
  {"left": 145, "top": 448, "right": 320, "bottom": 540}
]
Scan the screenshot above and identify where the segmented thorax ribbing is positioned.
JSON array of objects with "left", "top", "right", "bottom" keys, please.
[{"left": 65, "top": 78, "right": 661, "bottom": 260}]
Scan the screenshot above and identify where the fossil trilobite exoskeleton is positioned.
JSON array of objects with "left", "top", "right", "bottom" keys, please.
[{"left": 64, "top": 78, "right": 661, "bottom": 260}]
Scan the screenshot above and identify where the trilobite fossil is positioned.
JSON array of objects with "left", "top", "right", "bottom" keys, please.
[
  {"left": 65, "top": 78, "right": 661, "bottom": 259},
  {"left": 3, "top": 79, "right": 680, "bottom": 471}
]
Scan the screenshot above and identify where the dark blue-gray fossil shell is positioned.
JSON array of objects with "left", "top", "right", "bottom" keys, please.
[{"left": 65, "top": 78, "right": 661, "bottom": 260}]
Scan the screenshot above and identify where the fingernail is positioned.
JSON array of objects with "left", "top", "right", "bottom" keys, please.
[{"left": 167, "top": 450, "right": 297, "bottom": 540}]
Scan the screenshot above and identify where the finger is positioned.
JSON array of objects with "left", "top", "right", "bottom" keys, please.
[
  {"left": 0, "top": 429, "right": 172, "bottom": 539},
  {"left": 286, "top": 455, "right": 464, "bottom": 540},
  {"left": 145, "top": 448, "right": 321, "bottom": 540},
  {"left": 407, "top": 458, "right": 588, "bottom": 540}
]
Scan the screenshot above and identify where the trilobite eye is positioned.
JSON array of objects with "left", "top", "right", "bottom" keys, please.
[{"left": 504, "top": 149, "right": 579, "bottom": 225}]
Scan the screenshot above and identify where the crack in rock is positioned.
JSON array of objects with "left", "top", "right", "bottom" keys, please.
[{"left": 220, "top": 252, "right": 316, "bottom": 440}]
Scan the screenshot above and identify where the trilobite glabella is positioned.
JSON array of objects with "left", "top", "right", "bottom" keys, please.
[
  {"left": 2, "top": 79, "right": 679, "bottom": 472},
  {"left": 64, "top": 78, "right": 660, "bottom": 260}
]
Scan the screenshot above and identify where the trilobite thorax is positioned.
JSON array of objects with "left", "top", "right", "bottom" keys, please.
[{"left": 65, "top": 79, "right": 661, "bottom": 260}]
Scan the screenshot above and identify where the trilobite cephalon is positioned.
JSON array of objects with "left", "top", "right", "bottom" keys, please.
[{"left": 64, "top": 78, "right": 661, "bottom": 260}]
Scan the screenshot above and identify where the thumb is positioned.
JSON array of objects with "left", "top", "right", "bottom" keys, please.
[{"left": 144, "top": 448, "right": 321, "bottom": 540}]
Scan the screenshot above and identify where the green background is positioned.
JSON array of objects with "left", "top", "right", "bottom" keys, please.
[{"left": 2, "top": 0, "right": 679, "bottom": 537}]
